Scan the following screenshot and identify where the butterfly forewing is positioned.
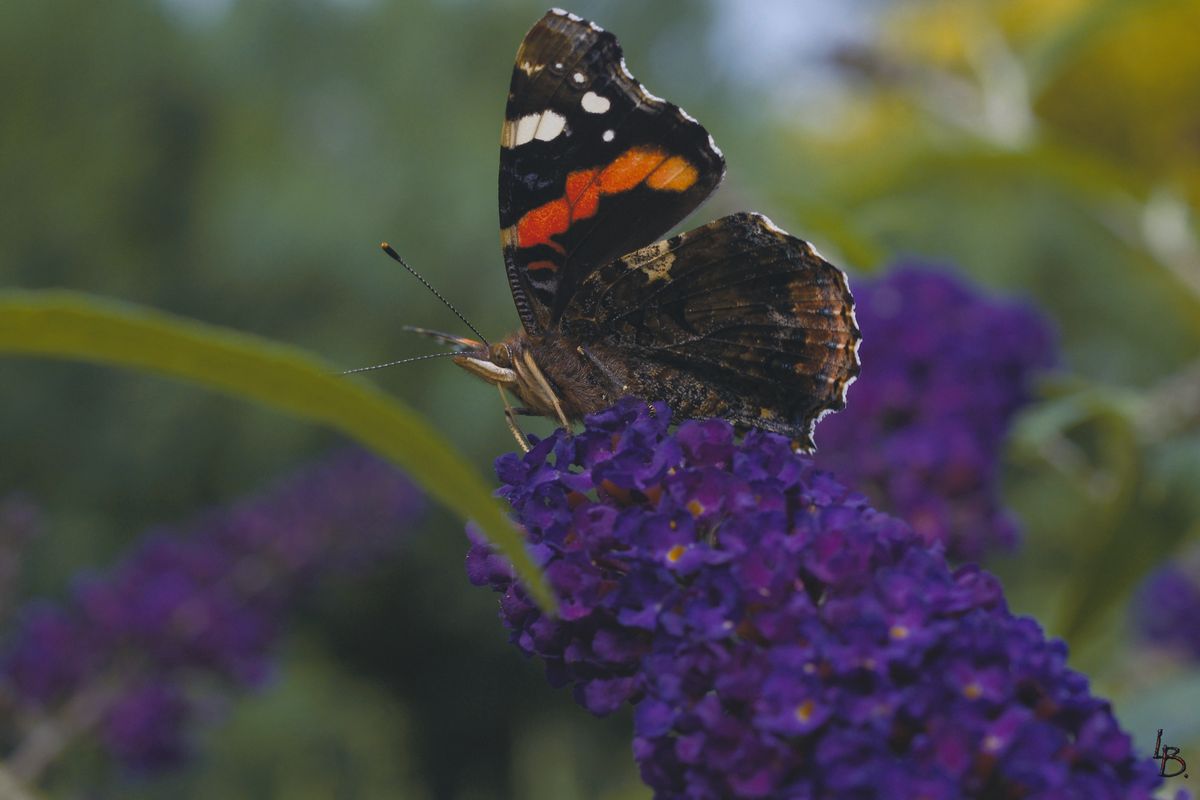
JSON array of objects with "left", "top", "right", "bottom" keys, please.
[
  {"left": 559, "top": 213, "right": 861, "bottom": 448},
  {"left": 499, "top": 9, "right": 725, "bottom": 334}
]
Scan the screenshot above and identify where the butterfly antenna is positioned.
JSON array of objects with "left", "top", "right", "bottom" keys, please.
[
  {"left": 341, "top": 351, "right": 461, "bottom": 375},
  {"left": 380, "top": 242, "right": 490, "bottom": 348}
]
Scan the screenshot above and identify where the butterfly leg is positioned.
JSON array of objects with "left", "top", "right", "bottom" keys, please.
[
  {"left": 520, "top": 350, "right": 571, "bottom": 431},
  {"left": 497, "top": 384, "right": 532, "bottom": 453}
]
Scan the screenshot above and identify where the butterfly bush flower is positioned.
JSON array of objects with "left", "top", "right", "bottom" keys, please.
[
  {"left": 469, "top": 400, "right": 1161, "bottom": 798},
  {"left": 813, "top": 266, "right": 1057, "bottom": 561},
  {"left": 1, "top": 449, "right": 423, "bottom": 774},
  {"left": 1133, "top": 559, "right": 1200, "bottom": 660}
]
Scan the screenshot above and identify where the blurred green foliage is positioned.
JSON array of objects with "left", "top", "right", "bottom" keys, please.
[{"left": 2, "top": 0, "right": 1198, "bottom": 796}]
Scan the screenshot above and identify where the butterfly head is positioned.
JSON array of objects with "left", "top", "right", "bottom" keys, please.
[
  {"left": 453, "top": 333, "right": 578, "bottom": 428},
  {"left": 452, "top": 337, "right": 522, "bottom": 390}
]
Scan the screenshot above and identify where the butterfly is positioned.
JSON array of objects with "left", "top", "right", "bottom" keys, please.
[{"left": 438, "top": 8, "right": 860, "bottom": 452}]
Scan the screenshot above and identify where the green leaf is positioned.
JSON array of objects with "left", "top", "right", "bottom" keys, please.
[
  {"left": 0, "top": 289, "right": 555, "bottom": 612},
  {"left": 1048, "top": 403, "right": 1149, "bottom": 648}
]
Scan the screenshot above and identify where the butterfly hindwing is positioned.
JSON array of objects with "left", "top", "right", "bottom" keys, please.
[
  {"left": 559, "top": 213, "right": 861, "bottom": 448},
  {"left": 499, "top": 9, "right": 726, "bottom": 334}
]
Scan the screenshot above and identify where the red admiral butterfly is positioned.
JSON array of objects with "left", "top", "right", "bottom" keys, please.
[{"left": 434, "top": 9, "right": 860, "bottom": 451}]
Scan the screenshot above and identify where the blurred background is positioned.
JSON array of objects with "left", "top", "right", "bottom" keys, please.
[{"left": 2, "top": 0, "right": 1198, "bottom": 797}]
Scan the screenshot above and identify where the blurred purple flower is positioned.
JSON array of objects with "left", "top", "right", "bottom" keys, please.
[
  {"left": 470, "top": 400, "right": 1161, "bottom": 799},
  {"left": 101, "top": 681, "right": 190, "bottom": 771},
  {"left": 813, "top": 266, "right": 1057, "bottom": 561},
  {"left": 1133, "top": 562, "right": 1200, "bottom": 659},
  {"left": 1, "top": 449, "right": 423, "bottom": 773}
]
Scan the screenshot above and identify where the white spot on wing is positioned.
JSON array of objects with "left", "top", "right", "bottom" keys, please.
[
  {"left": 518, "top": 61, "right": 543, "bottom": 76},
  {"left": 509, "top": 110, "right": 567, "bottom": 147},
  {"left": 581, "top": 91, "right": 611, "bottom": 114},
  {"left": 572, "top": 71, "right": 586, "bottom": 84},
  {"left": 513, "top": 115, "right": 539, "bottom": 146},
  {"left": 602, "top": 129, "right": 614, "bottom": 142},
  {"left": 678, "top": 106, "right": 698, "bottom": 123},
  {"left": 532, "top": 110, "right": 567, "bottom": 142}
]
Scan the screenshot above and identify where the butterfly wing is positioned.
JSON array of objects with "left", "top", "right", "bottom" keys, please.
[
  {"left": 559, "top": 213, "right": 861, "bottom": 449},
  {"left": 500, "top": 9, "right": 726, "bottom": 334}
]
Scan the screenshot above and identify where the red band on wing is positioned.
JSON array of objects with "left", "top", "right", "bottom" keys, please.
[{"left": 514, "top": 146, "right": 698, "bottom": 255}]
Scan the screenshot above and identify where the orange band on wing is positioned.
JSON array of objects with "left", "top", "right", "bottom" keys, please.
[
  {"left": 514, "top": 146, "right": 698, "bottom": 254},
  {"left": 646, "top": 156, "right": 699, "bottom": 192},
  {"left": 596, "top": 147, "right": 665, "bottom": 193}
]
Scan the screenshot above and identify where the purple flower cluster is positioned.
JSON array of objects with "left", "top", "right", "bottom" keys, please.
[
  {"left": 1, "top": 449, "right": 423, "bottom": 772},
  {"left": 814, "top": 266, "right": 1057, "bottom": 561},
  {"left": 469, "top": 400, "right": 1160, "bottom": 799},
  {"left": 1133, "top": 561, "right": 1200, "bottom": 659}
]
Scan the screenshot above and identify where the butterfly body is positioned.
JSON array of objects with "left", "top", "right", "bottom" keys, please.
[
  {"left": 453, "top": 332, "right": 613, "bottom": 423},
  {"left": 454, "top": 9, "right": 860, "bottom": 450}
]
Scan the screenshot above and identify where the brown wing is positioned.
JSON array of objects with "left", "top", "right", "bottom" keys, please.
[
  {"left": 559, "top": 213, "right": 861, "bottom": 449},
  {"left": 499, "top": 9, "right": 725, "bottom": 334}
]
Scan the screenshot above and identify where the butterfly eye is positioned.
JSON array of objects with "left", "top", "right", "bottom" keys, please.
[{"left": 489, "top": 343, "right": 512, "bottom": 367}]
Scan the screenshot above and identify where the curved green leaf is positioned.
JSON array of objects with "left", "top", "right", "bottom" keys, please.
[{"left": 0, "top": 289, "right": 555, "bottom": 612}]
